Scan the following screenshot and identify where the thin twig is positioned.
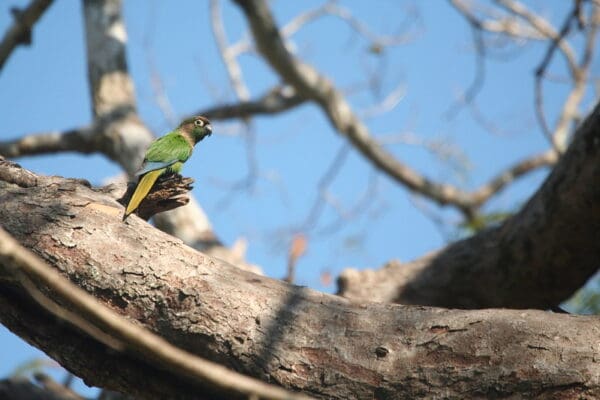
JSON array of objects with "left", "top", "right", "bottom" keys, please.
[
  {"left": 198, "top": 85, "right": 304, "bottom": 121},
  {"left": 210, "top": 0, "right": 251, "bottom": 101},
  {"left": 470, "top": 149, "right": 558, "bottom": 205},
  {"left": 316, "top": 172, "right": 379, "bottom": 236},
  {"left": 299, "top": 145, "right": 350, "bottom": 232},
  {"left": 450, "top": 0, "right": 597, "bottom": 165},
  {"left": 0, "top": 0, "right": 54, "bottom": 72},
  {"left": 444, "top": 23, "right": 487, "bottom": 119},
  {"left": 449, "top": 0, "right": 544, "bottom": 40},
  {"left": 550, "top": 2, "right": 600, "bottom": 150},
  {"left": 534, "top": 1, "right": 582, "bottom": 150},
  {"left": 282, "top": 1, "right": 417, "bottom": 48},
  {"left": 359, "top": 83, "right": 406, "bottom": 119},
  {"left": 495, "top": 0, "right": 578, "bottom": 75}
]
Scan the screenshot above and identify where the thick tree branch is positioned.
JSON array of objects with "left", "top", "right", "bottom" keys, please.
[
  {"left": 339, "top": 102, "right": 600, "bottom": 308},
  {"left": 0, "top": 0, "right": 53, "bottom": 73},
  {"left": 82, "top": 0, "right": 137, "bottom": 120},
  {"left": 0, "top": 226, "right": 311, "bottom": 400},
  {"left": 0, "top": 161, "right": 598, "bottom": 399},
  {"left": 0, "top": 127, "right": 96, "bottom": 158},
  {"left": 81, "top": 0, "right": 150, "bottom": 173}
]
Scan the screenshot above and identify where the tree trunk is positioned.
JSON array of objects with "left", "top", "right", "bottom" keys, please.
[{"left": 0, "top": 159, "right": 598, "bottom": 399}]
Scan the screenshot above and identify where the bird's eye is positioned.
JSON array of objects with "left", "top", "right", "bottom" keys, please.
[{"left": 194, "top": 119, "right": 204, "bottom": 127}]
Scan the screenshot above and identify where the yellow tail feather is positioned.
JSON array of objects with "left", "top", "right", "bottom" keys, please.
[{"left": 123, "top": 169, "right": 164, "bottom": 220}]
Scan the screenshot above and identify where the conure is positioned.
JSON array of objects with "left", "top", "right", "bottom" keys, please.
[{"left": 122, "top": 116, "right": 212, "bottom": 220}]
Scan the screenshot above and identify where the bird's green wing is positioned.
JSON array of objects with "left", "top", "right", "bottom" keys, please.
[
  {"left": 145, "top": 132, "right": 192, "bottom": 162},
  {"left": 135, "top": 132, "right": 192, "bottom": 176}
]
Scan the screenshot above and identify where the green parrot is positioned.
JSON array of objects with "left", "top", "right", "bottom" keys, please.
[{"left": 123, "top": 115, "right": 212, "bottom": 220}]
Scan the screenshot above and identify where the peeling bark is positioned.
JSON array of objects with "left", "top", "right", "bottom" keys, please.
[
  {"left": 117, "top": 174, "right": 194, "bottom": 221},
  {"left": 0, "top": 160, "right": 598, "bottom": 399}
]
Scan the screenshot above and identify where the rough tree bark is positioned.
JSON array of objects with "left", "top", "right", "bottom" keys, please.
[
  {"left": 339, "top": 101, "right": 600, "bottom": 309},
  {"left": 0, "top": 159, "right": 598, "bottom": 399}
]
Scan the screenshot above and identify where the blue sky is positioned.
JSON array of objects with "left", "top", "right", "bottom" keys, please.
[{"left": 0, "top": 0, "right": 595, "bottom": 392}]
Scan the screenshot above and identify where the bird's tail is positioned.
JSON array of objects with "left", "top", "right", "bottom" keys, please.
[{"left": 123, "top": 169, "right": 164, "bottom": 220}]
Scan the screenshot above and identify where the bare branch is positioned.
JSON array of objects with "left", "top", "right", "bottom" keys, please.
[
  {"left": 211, "top": 124, "right": 260, "bottom": 210},
  {"left": 234, "top": 0, "right": 575, "bottom": 221},
  {"left": 548, "top": 3, "right": 600, "bottom": 150},
  {"left": 359, "top": 83, "right": 406, "bottom": 119},
  {"left": 0, "top": 127, "right": 96, "bottom": 158},
  {"left": 281, "top": 1, "right": 417, "bottom": 48},
  {"left": 210, "top": 0, "right": 268, "bottom": 202},
  {"left": 495, "top": 0, "right": 578, "bottom": 75},
  {"left": 450, "top": 0, "right": 598, "bottom": 155},
  {"left": 533, "top": 1, "right": 593, "bottom": 150},
  {"left": 316, "top": 172, "right": 379, "bottom": 236},
  {"left": 197, "top": 85, "right": 305, "bottom": 120},
  {"left": 0, "top": 0, "right": 54, "bottom": 73},
  {"left": 303, "top": 146, "right": 350, "bottom": 232},
  {"left": 470, "top": 149, "right": 558, "bottom": 206},
  {"left": 210, "top": 0, "right": 251, "bottom": 101},
  {"left": 82, "top": 0, "right": 151, "bottom": 173},
  {"left": 449, "top": 0, "right": 544, "bottom": 39},
  {"left": 82, "top": 0, "right": 137, "bottom": 119},
  {"left": 147, "top": 58, "right": 178, "bottom": 127},
  {"left": 233, "top": 0, "right": 482, "bottom": 217},
  {"left": 141, "top": 6, "right": 177, "bottom": 127},
  {"left": 444, "top": 21, "right": 487, "bottom": 118}
]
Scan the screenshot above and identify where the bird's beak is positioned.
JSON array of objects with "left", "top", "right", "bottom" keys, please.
[{"left": 206, "top": 125, "right": 212, "bottom": 135}]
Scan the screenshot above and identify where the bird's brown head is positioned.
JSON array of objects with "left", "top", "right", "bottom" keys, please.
[{"left": 179, "top": 116, "right": 212, "bottom": 144}]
